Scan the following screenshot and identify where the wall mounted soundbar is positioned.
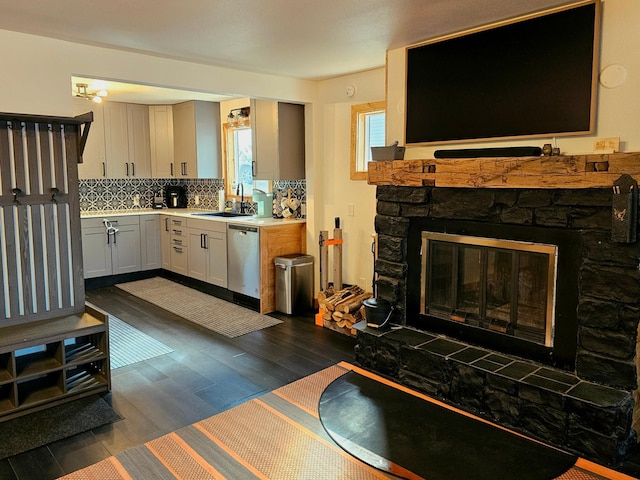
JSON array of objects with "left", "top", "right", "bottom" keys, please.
[{"left": 434, "top": 146, "right": 542, "bottom": 158}]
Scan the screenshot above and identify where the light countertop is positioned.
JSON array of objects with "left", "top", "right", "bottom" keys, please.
[{"left": 80, "top": 209, "right": 306, "bottom": 226}]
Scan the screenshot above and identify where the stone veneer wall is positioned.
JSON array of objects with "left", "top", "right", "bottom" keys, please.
[{"left": 356, "top": 185, "right": 640, "bottom": 464}]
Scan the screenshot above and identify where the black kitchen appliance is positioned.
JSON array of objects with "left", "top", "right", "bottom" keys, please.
[{"left": 165, "top": 185, "right": 188, "bottom": 208}]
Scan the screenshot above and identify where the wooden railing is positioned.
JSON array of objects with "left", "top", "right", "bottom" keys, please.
[{"left": 368, "top": 152, "right": 640, "bottom": 189}]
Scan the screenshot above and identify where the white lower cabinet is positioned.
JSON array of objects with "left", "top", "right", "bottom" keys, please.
[
  {"left": 81, "top": 214, "right": 229, "bottom": 287},
  {"left": 160, "top": 215, "right": 172, "bottom": 270},
  {"left": 81, "top": 216, "right": 141, "bottom": 279},
  {"left": 140, "top": 215, "right": 161, "bottom": 270},
  {"left": 187, "top": 218, "right": 228, "bottom": 288}
]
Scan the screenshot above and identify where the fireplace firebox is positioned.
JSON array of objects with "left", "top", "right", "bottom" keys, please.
[
  {"left": 421, "top": 232, "right": 558, "bottom": 347},
  {"left": 406, "top": 218, "right": 580, "bottom": 371}
]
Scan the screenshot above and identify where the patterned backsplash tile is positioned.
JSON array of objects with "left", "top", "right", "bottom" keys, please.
[{"left": 78, "top": 178, "right": 306, "bottom": 218}]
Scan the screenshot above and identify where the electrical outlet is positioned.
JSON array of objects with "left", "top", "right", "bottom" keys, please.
[
  {"left": 195, "top": 195, "right": 200, "bottom": 205},
  {"left": 133, "top": 194, "right": 140, "bottom": 206},
  {"left": 348, "top": 204, "right": 355, "bottom": 216}
]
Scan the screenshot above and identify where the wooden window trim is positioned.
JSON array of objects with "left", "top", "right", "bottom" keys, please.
[{"left": 350, "top": 101, "right": 386, "bottom": 181}]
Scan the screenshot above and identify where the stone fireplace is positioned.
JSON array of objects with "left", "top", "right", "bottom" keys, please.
[{"left": 355, "top": 181, "right": 640, "bottom": 465}]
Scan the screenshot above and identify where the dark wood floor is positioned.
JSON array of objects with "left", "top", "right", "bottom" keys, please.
[{"left": 0, "top": 286, "right": 356, "bottom": 480}]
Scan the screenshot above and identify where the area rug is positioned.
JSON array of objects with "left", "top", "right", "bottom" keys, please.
[
  {"left": 59, "top": 363, "right": 625, "bottom": 480},
  {"left": 0, "top": 395, "right": 121, "bottom": 460},
  {"left": 109, "top": 316, "right": 174, "bottom": 369},
  {"left": 319, "top": 370, "right": 578, "bottom": 480},
  {"left": 115, "top": 277, "right": 282, "bottom": 338}
]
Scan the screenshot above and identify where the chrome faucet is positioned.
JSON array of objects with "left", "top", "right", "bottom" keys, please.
[{"left": 236, "top": 182, "right": 245, "bottom": 213}]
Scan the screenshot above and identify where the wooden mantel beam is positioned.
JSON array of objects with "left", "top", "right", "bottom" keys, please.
[{"left": 368, "top": 152, "right": 640, "bottom": 189}]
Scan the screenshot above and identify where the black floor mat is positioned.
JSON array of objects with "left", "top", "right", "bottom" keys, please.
[
  {"left": 319, "top": 371, "right": 577, "bottom": 480},
  {"left": 0, "top": 395, "right": 121, "bottom": 459}
]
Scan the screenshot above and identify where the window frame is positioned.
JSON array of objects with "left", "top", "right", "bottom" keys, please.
[
  {"left": 223, "top": 122, "right": 253, "bottom": 198},
  {"left": 350, "top": 101, "right": 386, "bottom": 181}
]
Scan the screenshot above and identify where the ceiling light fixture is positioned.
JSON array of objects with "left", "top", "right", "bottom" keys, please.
[
  {"left": 75, "top": 83, "right": 108, "bottom": 103},
  {"left": 227, "top": 106, "right": 250, "bottom": 126}
]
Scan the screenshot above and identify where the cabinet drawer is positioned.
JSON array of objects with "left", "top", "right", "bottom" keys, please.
[
  {"left": 169, "top": 218, "right": 188, "bottom": 238},
  {"left": 168, "top": 218, "right": 186, "bottom": 228},
  {"left": 171, "top": 237, "right": 187, "bottom": 247},
  {"left": 170, "top": 245, "right": 188, "bottom": 273}
]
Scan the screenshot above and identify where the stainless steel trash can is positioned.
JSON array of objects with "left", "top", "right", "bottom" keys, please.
[{"left": 274, "top": 254, "right": 314, "bottom": 314}]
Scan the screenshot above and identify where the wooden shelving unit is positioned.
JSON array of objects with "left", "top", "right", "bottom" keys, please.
[
  {"left": 0, "top": 305, "right": 110, "bottom": 421},
  {"left": 0, "top": 112, "right": 111, "bottom": 422}
]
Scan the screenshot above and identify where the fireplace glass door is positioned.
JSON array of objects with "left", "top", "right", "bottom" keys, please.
[{"left": 421, "top": 232, "right": 557, "bottom": 347}]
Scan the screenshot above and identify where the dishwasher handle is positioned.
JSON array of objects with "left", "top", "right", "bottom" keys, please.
[{"left": 228, "top": 224, "right": 258, "bottom": 233}]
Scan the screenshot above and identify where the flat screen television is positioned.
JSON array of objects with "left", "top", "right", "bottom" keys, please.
[{"left": 405, "top": 0, "right": 600, "bottom": 145}]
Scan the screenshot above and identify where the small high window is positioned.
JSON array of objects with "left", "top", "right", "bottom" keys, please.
[{"left": 350, "top": 101, "right": 385, "bottom": 180}]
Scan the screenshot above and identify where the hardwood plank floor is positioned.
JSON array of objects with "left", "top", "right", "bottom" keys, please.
[{"left": 1, "top": 286, "right": 355, "bottom": 480}]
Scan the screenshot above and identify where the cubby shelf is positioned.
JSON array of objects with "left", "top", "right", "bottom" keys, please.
[{"left": 0, "top": 304, "right": 111, "bottom": 421}]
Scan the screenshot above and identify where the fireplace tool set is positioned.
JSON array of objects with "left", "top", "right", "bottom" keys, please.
[{"left": 360, "top": 233, "right": 394, "bottom": 330}]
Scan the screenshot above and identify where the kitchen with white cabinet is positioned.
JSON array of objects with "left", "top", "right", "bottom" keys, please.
[{"left": 78, "top": 95, "right": 307, "bottom": 314}]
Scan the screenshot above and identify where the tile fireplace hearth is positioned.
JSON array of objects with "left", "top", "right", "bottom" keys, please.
[{"left": 355, "top": 184, "right": 640, "bottom": 466}]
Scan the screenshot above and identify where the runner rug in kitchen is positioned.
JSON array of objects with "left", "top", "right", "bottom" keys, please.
[{"left": 116, "top": 276, "right": 282, "bottom": 338}]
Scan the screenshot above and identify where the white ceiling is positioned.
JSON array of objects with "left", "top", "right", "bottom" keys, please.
[{"left": 0, "top": 0, "right": 576, "bottom": 101}]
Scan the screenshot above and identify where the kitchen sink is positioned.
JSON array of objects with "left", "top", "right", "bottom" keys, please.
[{"left": 191, "top": 211, "right": 254, "bottom": 218}]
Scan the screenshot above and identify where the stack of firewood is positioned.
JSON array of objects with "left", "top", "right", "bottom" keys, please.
[{"left": 317, "top": 285, "right": 372, "bottom": 336}]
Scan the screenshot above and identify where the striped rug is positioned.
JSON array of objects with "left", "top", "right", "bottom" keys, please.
[
  {"left": 59, "top": 363, "right": 633, "bottom": 480},
  {"left": 116, "top": 277, "right": 282, "bottom": 338},
  {"left": 109, "top": 316, "right": 174, "bottom": 369}
]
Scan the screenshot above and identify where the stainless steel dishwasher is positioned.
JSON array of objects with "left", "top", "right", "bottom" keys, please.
[{"left": 227, "top": 224, "right": 260, "bottom": 298}]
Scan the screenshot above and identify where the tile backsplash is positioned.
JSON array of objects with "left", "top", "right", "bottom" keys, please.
[{"left": 78, "top": 178, "right": 306, "bottom": 218}]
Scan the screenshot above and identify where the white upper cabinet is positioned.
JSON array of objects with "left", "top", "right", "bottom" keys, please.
[
  {"left": 72, "top": 97, "right": 107, "bottom": 179},
  {"left": 126, "top": 103, "right": 151, "bottom": 177},
  {"left": 172, "top": 100, "right": 221, "bottom": 178},
  {"left": 251, "top": 99, "right": 305, "bottom": 181},
  {"left": 103, "top": 102, "right": 151, "bottom": 178},
  {"left": 149, "top": 105, "right": 175, "bottom": 178}
]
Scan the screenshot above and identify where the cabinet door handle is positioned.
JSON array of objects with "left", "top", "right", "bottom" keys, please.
[
  {"left": 131, "top": 162, "right": 135, "bottom": 176},
  {"left": 126, "top": 162, "right": 130, "bottom": 176},
  {"left": 170, "top": 162, "right": 174, "bottom": 176},
  {"left": 102, "top": 162, "right": 106, "bottom": 177},
  {"left": 252, "top": 160, "right": 256, "bottom": 177},
  {"left": 173, "top": 229, "right": 182, "bottom": 235},
  {"left": 173, "top": 246, "right": 183, "bottom": 253},
  {"left": 105, "top": 230, "right": 117, "bottom": 244},
  {"left": 165, "top": 218, "right": 169, "bottom": 231}
]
